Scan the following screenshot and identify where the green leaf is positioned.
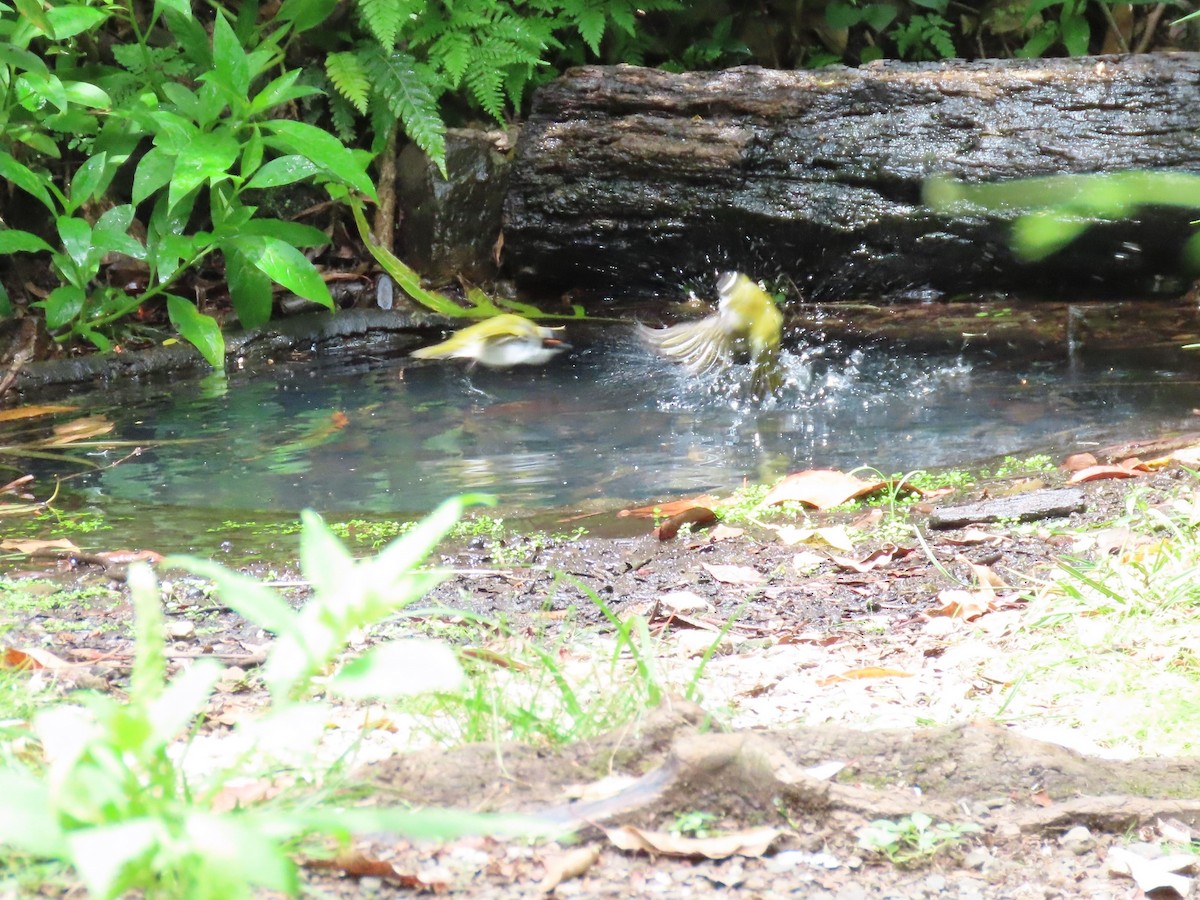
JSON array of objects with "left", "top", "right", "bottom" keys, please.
[
  {"left": 0, "top": 771, "right": 63, "bottom": 856},
  {"left": 44, "top": 5, "right": 109, "bottom": 39},
  {"left": 826, "top": 2, "right": 867, "bottom": 28},
  {"left": 0, "top": 45, "right": 48, "bottom": 77},
  {"left": 165, "top": 554, "right": 301, "bottom": 637},
  {"left": 248, "top": 69, "right": 322, "bottom": 116},
  {"left": 244, "top": 154, "right": 319, "bottom": 189},
  {"left": 68, "top": 154, "right": 109, "bottom": 213},
  {"left": 61, "top": 80, "right": 111, "bottom": 109},
  {"left": 39, "top": 284, "right": 86, "bottom": 330},
  {"left": 147, "top": 658, "right": 222, "bottom": 746},
  {"left": 68, "top": 820, "right": 160, "bottom": 900},
  {"left": 13, "top": 0, "right": 52, "bottom": 34},
  {"left": 167, "top": 295, "right": 225, "bottom": 367},
  {"left": 1012, "top": 211, "right": 1091, "bottom": 261},
  {"left": 277, "top": 0, "right": 337, "bottom": 32},
  {"left": 156, "top": 0, "right": 193, "bottom": 16},
  {"left": 0, "top": 230, "right": 54, "bottom": 254},
  {"left": 132, "top": 146, "right": 175, "bottom": 206},
  {"left": 298, "top": 508, "right": 356, "bottom": 601},
  {"left": 229, "top": 234, "right": 334, "bottom": 308},
  {"left": 240, "top": 126, "right": 264, "bottom": 180},
  {"left": 0, "top": 150, "right": 54, "bottom": 210},
  {"left": 209, "top": 11, "right": 251, "bottom": 97},
  {"left": 167, "top": 130, "right": 240, "bottom": 212},
  {"left": 261, "top": 119, "right": 376, "bottom": 199},
  {"left": 1061, "top": 13, "right": 1090, "bottom": 55},
  {"left": 182, "top": 812, "right": 300, "bottom": 895},
  {"left": 329, "top": 639, "right": 463, "bottom": 699},
  {"left": 863, "top": 3, "right": 900, "bottom": 31},
  {"left": 57, "top": 216, "right": 93, "bottom": 269},
  {"left": 238, "top": 218, "right": 329, "bottom": 248},
  {"left": 224, "top": 246, "right": 274, "bottom": 328}
]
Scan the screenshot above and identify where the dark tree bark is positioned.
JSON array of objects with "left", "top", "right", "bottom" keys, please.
[{"left": 503, "top": 55, "right": 1200, "bottom": 301}]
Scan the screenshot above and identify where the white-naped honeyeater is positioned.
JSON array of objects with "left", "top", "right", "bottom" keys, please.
[
  {"left": 411, "top": 313, "right": 569, "bottom": 368},
  {"left": 638, "top": 271, "right": 783, "bottom": 395}
]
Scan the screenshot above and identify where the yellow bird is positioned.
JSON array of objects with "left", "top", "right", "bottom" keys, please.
[
  {"left": 638, "top": 271, "right": 783, "bottom": 378},
  {"left": 411, "top": 313, "right": 569, "bottom": 368}
]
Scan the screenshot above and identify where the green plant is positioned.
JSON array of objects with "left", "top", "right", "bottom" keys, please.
[
  {"left": 890, "top": 11, "right": 955, "bottom": 59},
  {"left": 1, "top": 3, "right": 375, "bottom": 365},
  {"left": 1017, "top": 0, "right": 1091, "bottom": 56},
  {"left": 856, "top": 812, "right": 980, "bottom": 865},
  {"left": 670, "top": 810, "right": 719, "bottom": 837},
  {"left": 0, "top": 495, "right": 550, "bottom": 898}
]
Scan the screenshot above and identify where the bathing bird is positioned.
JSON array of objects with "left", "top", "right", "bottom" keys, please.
[
  {"left": 638, "top": 271, "right": 783, "bottom": 380},
  {"left": 411, "top": 313, "right": 569, "bottom": 368}
]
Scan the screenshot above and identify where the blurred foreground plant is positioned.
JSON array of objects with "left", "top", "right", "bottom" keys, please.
[{"left": 0, "top": 495, "right": 552, "bottom": 899}]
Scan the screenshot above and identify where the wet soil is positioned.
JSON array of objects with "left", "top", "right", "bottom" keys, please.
[{"left": 6, "top": 462, "right": 1200, "bottom": 898}]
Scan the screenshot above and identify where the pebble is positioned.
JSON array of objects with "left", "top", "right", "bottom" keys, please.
[
  {"left": 923, "top": 873, "right": 947, "bottom": 892},
  {"left": 1058, "top": 824, "right": 1096, "bottom": 855},
  {"left": 962, "top": 846, "right": 992, "bottom": 870},
  {"left": 834, "top": 884, "right": 870, "bottom": 900}
]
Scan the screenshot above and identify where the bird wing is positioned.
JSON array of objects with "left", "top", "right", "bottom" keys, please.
[{"left": 637, "top": 314, "right": 735, "bottom": 376}]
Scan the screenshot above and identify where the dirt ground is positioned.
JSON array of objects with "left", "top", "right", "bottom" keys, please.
[{"left": 7, "top": 458, "right": 1200, "bottom": 898}]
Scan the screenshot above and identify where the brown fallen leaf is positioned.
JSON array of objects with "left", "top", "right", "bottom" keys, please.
[
  {"left": 1, "top": 538, "right": 79, "bottom": 554},
  {"left": 1068, "top": 464, "right": 1139, "bottom": 484},
  {"left": 2, "top": 645, "right": 74, "bottom": 670},
  {"left": 927, "top": 588, "right": 996, "bottom": 621},
  {"left": 828, "top": 545, "right": 911, "bottom": 573},
  {"left": 618, "top": 494, "right": 722, "bottom": 518},
  {"left": 302, "top": 852, "right": 440, "bottom": 889},
  {"left": 702, "top": 563, "right": 765, "bottom": 586},
  {"left": 707, "top": 524, "right": 744, "bottom": 542},
  {"left": 537, "top": 844, "right": 601, "bottom": 892},
  {"left": 604, "top": 824, "right": 787, "bottom": 859},
  {"left": 817, "top": 666, "right": 913, "bottom": 686},
  {"left": 762, "top": 469, "right": 886, "bottom": 510},
  {"left": 42, "top": 415, "right": 114, "bottom": 445},
  {"left": 1063, "top": 452, "right": 1098, "bottom": 472},
  {"left": 654, "top": 506, "right": 717, "bottom": 540},
  {"left": 0, "top": 405, "right": 78, "bottom": 422}
]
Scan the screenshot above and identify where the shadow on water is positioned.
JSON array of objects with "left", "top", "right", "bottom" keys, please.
[{"left": 7, "top": 302, "right": 1199, "bottom": 555}]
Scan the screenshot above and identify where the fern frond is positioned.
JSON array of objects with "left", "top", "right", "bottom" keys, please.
[
  {"left": 356, "top": 0, "right": 419, "bottom": 48},
  {"left": 326, "top": 51, "right": 370, "bottom": 114},
  {"left": 464, "top": 57, "right": 507, "bottom": 123},
  {"left": 329, "top": 92, "right": 359, "bottom": 144},
  {"left": 429, "top": 30, "right": 473, "bottom": 88},
  {"left": 363, "top": 47, "right": 446, "bottom": 173}
]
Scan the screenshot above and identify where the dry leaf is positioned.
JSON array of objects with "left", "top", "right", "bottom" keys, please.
[
  {"left": 1106, "top": 846, "right": 1194, "bottom": 898},
  {"left": 829, "top": 545, "right": 910, "bottom": 573},
  {"left": 654, "top": 506, "right": 717, "bottom": 540},
  {"left": 2, "top": 646, "right": 73, "bottom": 670},
  {"left": 604, "top": 824, "right": 786, "bottom": 859},
  {"left": 927, "top": 588, "right": 996, "bottom": 621},
  {"left": 0, "top": 538, "right": 79, "bottom": 554},
  {"left": 659, "top": 590, "right": 711, "bottom": 613},
  {"left": 791, "top": 550, "right": 825, "bottom": 573},
  {"left": 762, "top": 469, "right": 886, "bottom": 509},
  {"left": 538, "top": 845, "right": 601, "bottom": 892},
  {"left": 44, "top": 415, "right": 114, "bottom": 445},
  {"left": 707, "top": 524, "right": 744, "bottom": 542},
  {"left": 618, "top": 494, "right": 722, "bottom": 518},
  {"left": 702, "top": 563, "right": 765, "bottom": 586},
  {"left": 817, "top": 667, "right": 913, "bottom": 686},
  {"left": 1063, "top": 452, "right": 1098, "bottom": 471},
  {"left": 0, "top": 404, "right": 78, "bottom": 422}
]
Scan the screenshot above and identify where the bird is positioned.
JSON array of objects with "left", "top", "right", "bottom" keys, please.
[
  {"left": 638, "top": 271, "right": 783, "bottom": 382},
  {"left": 411, "top": 313, "right": 569, "bottom": 368}
]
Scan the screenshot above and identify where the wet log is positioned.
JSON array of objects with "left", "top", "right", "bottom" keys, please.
[{"left": 504, "top": 55, "right": 1200, "bottom": 300}]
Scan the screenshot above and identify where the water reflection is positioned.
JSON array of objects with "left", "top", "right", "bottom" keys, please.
[{"left": 31, "top": 329, "right": 1200, "bottom": 516}]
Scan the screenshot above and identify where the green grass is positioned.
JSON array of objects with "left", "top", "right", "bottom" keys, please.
[{"left": 999, "top": 481, "right": 1200, "bottom": 754}]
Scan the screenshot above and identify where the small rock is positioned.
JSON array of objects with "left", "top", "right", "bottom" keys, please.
[
  {"left": 166, "top": 619, "right": 195, "bottom": 638},
  {"left": 1059, "top": 824, "right": 1096, "bottom": 855},
  {"left": 955, "top": 876, "right": 988, "bottom": 900},
  {"left": 834, "top": 884, "right": 870, "bottom": 900},
  {"left": 923, "top": 872, "right": 947, "bottom": 892},
  {"left": 963, "top": 846, "right": 992, "bottom": 870}
]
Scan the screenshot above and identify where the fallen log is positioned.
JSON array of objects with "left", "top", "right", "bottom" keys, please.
[{"left": 503, "top": 55, "right": 1200, "bottom": 300}]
